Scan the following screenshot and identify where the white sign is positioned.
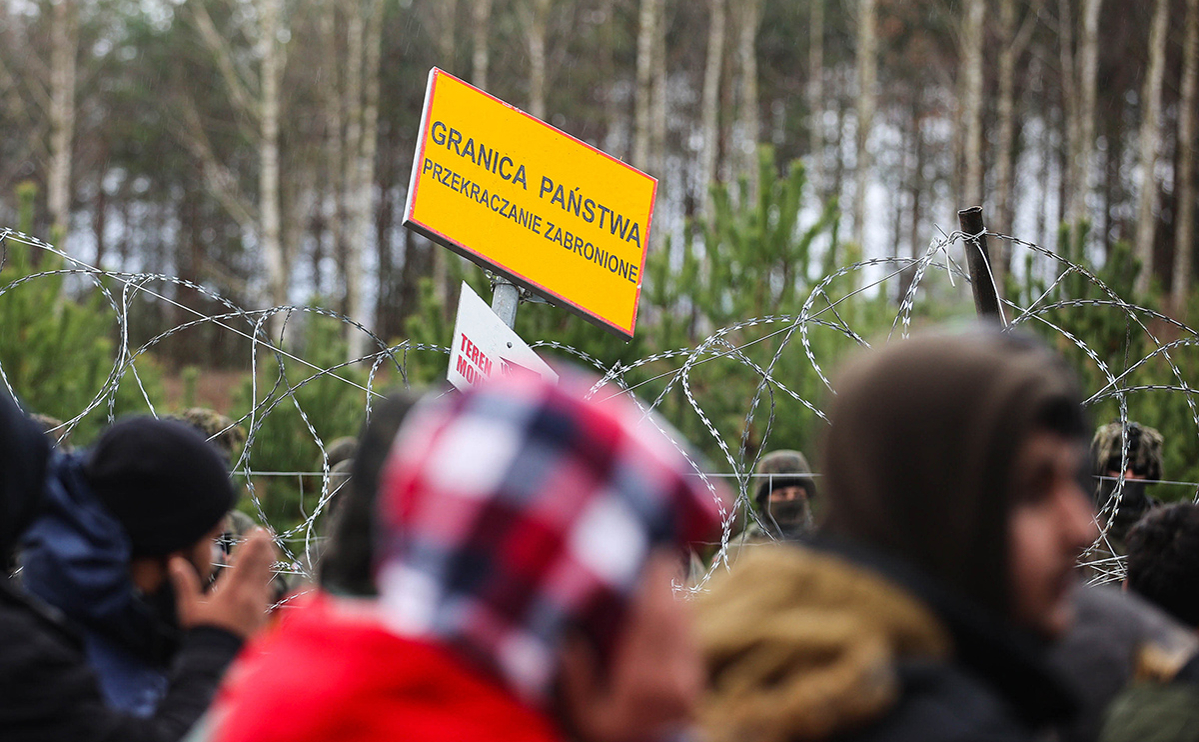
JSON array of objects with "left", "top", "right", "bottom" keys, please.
[{"left": 448, "top": 282, "right": 559, "bottom": 391}]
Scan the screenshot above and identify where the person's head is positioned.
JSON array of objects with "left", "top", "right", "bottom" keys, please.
[
  {"left": 375, "top": 374, "right": 723, "bottom": 742},
  {"left": 169, "top": 407, "right": 247, "bottom": 466},
  {"left": 1090, "top": 421, "right": 1164, "bottom": 542},
  {"left": 318, "top": 390, "right": 420, "bottom": 596},
  {"left": 1125, "top": 503, "right": 1199, "bottom": 628},
  {"left": 1091, "top": 421, "right": 1164, "bottom": 481},
  {"left": 753, "top": 449, "right": 817, "bottom": 535},
  {"left": 0, "top": 390, "right": 51, "bottom": 564},
  {"left": 822, "top": 326, "right": 1096, "bottom": 638},
  {"left": 84, "top": 417, "right": 237, "bottom": 593}
]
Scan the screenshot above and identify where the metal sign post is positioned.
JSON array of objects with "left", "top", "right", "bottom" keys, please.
[{"left": 490, "top": 278, "right": 519, "bottom": 329}]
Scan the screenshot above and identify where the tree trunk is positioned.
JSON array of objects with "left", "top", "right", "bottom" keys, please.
[
  {"left": 48, "top": 0, "right": 77, "bottom": 241},
  {"left": 599, "top": 0, "right": 619, "bottom": 154},
  {"left": 322, "top": 4, "right": 344, "bottom": 306},
  {"left": 633, "top": 0, "right": 659, "bottom": 171},
  {"left": 808, "top": 0, "right": 824, "bottom": 191},
  {"left": 996, "top": 0, "right": 1041, "bottom": 284},
  {"left": 699, "top": 0, "right": 726, "bottom": 220},
  {"left": 960, "top": 0, "right": 985, "bottom": 209},
  {"left": 343, "top": 3, "right": 364, "bottom": 326},
  {"left": 651, "top": 0, "right": 667, "bottom": 179},
  {"left": 901, "top": 92, "right": 926, "bottom": 300},
  {"left": 431, "top": 0, "right": 458, "bottom": 311},
  {"left": 737, "top": 0, "right": 760, "bottom": 199},
  {"left": 260, "top": 0, "right": 286, "bottom": 337},
  {"left": 1058, "top": 0, "right": 1079, "bottom": 225},
  {"left": 472, "top": 0, "right": 493, "bottom": 89},
  {"left": 433, "top": 0, "right": 458, "bottom": 70},
  {"left": 995, "top": 0, "right": 1018, "bottom": 283},
  {"left": 523, "top": 0, "right": 551, "bottom": 120},
  {"left": 346, "top": 0, "right": 385, "bottom": 360},
  {"left": 1135, "top": 0, "right": 1169, "bottom": 295},
  {"left": 1072, "top": 0, "right": 1102, "bottom": 231},
  {"left": 1175, "top": 0, "right": 1199, "bottom": 309},
  {"left": 853, "top": 0, "right": 878, "bottom": 249},
  {"left": 93, "top": 139, "right": 107, "bottom": 267}
]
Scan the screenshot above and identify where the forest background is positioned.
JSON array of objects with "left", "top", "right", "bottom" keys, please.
[{"left": 4, "top": 0, "right": 1199, "bottom": 529}]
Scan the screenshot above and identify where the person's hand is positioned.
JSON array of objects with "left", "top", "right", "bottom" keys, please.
[{"left": 170, "top": 527, "right": 276, "bottom": 639}]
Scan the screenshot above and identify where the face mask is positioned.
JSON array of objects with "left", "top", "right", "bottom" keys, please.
[
  {"left": 766, "top": 497, "right": 812, "bottom": 533},
  {"left": 1096, "top": 477, "right": 1149, "bottom": 514}
]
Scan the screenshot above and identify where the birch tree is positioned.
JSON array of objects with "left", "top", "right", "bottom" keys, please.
[
  {"left": 959, "top": 0, "right": 985, "bottom": 209},
  {"left": 1073, "top": 0, "right": 1102, "bottom": 231},
  {"left": 1175, "top": 0, "right": 1199, "bottom": 307},
  {"left": 48, "top": 0, "right": 78, "bottom": 239},
  {"left": 1135, "top": 0, "right": 1169, "bottom": 295},
  {"left": 430, "top": 0, "right": 457, "bottom": 309},
  {"left": 472, "top": 0, "right": 493, "bottom": 89},
  {"left": 699, "top": 0, "right": 726, "bottom": 219},
  {"left": 853, "top": 0, "right": 878, "bottom": 250},
  {"left": 1056, "top": 0, "right": 1103, "bottom": 235},
  {"left": 321, "top": 3, "right": 344, "bottom": 302},
  {"left": 995, "top": 0, "right": 1039, "bottom": 283},
  {"left": 345, "top": 0, "right": 386, "bottom": 359},
  {"left": 808, "top": 0, "right": 824, "bottom": 191},
  {"left": 633, "top": 0, "right": 660, "bottom": 171},
  {"left": 737, "top": 0, "right": 761, "bottom": 200},
  {"left": 651, "top": 0, "right": 667, "bottom": 179},
  {"left": 518, "top": 0, "right": 552, "bottom": 121}
]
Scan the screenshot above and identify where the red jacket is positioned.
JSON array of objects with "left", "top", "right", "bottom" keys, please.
[{"left": 203, "top": 593, "right": 563, "bottom": 742}]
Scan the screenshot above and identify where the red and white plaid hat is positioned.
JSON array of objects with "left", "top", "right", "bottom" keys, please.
[{"left": 375, "top": 372, "right": 723, "bottom": 706}]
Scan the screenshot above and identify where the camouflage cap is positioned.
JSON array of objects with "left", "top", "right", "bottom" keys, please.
[
  {"left": 1092, "top": 421, "right": 1164, "bottom": 481},
  {"left": 169, "top": 408, "right": 247, "bottom": 462},
  {"left": 754, "top": 449, "right": 817, "bottom": 506}
]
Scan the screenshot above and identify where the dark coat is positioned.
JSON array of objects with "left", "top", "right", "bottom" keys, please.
[
  {"left": 0, "top": 389, "right": 243, "bottom": 741},
  {"left": 699, "top": 541, "right": 1077, "bottom": 742},
  {"left": 0, "top": 579, "right": 242, "bottom": 742},
  {"left": 839, "top": 541, "right": 1078, "bottom": 742},
  {"left": 22, "top": 452, "right": 180, "bottom": 715}
]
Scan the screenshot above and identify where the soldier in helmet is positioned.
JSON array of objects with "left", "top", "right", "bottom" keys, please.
[
  {"left": 1091, "top": 421, "right": 1164, "bottom": 553},
  {"left": 746, "top": 449, "right": 818, "bottom": 542},
  {"left": 168, "top": 408, "right": 247, "bottom": 465}
]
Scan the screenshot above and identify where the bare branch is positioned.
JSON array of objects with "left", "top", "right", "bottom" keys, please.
[
  {"left": 186, "top": 1, "right": 261, "bottom": 123},
  {"left": 173, "top": 98, "right": 259, "bottom": 234},
  {"left": 1012, "top": 0, "right": 1044, "bottom": 57}
]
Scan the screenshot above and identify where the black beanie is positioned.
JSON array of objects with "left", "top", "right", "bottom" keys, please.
[{"left": 84, "top": 417, "right": 236, "bottom": 557}]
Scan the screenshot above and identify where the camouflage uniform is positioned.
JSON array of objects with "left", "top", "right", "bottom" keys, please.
[
  {"left": 740, "top": 449, "right": 819, "bottom": 544},
  {"left": 1091, "top": 421, "right": 1165, "bottom": 555}
]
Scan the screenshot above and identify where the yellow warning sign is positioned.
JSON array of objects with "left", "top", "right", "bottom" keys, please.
[{"left": 402, "top": 68, "right": 657, "bottom": 340}]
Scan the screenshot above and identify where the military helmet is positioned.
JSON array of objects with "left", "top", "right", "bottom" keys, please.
[
  {"left": 1092, "top": 421, "right": 1164, "bottom": 481},
  {"left": 169, "top": 408, "right": 247, "bottom": 463},
  {"left": 323, "top": 437, "right": 358, "bottom": 470},
  {"left": 753, "top": 449, "right": 817, "bottom": 507}
]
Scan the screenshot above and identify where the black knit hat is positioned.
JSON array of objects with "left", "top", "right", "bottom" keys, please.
[{"left": 84, "top": 417, "right": 236, "bottom": 557}]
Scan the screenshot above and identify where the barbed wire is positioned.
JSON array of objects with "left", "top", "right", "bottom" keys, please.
[{"left": 3, "top": 223, "right": 1196, "bottom": 590}]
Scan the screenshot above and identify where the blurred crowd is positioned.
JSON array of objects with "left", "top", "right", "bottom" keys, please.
[{"left": 3, "top": 324, "right": 1199, "bottom": 742}]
